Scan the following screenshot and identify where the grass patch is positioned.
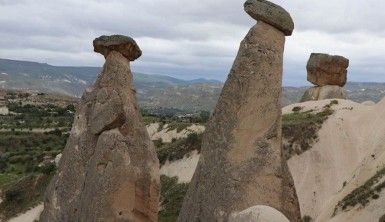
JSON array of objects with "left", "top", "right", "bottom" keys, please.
[
  {"left": 159, "top": 175, "right": 189, "bottom": 222},
  {"left": 142, "top": 116, "right": 161, "bottom": 125},
  {"left": 0, "top": 173, "right": 54, "bottom": 219},
  {"left": 156, "top": 133, "right": 202, "bottom": 165},
  {"left": 0, "top": 131, "right": 67, "bottom": 175},
  {"left": 334, "top": 166, "right": 385, "bottom": 215},
  {"left": 282, "top": 106, "right": 334, "bottom": 159},
  {"left": 0, "top": 102, "right": 74, "bottom": 130},
  {"left": 0, "top": 174, "right": 20, "bottom": 189},
  {"left": 166, "top": 122, "right": 192, "bottom": 133}
]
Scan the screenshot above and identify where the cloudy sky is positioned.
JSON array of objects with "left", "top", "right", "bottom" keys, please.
[{"left": 0, "top": 0, "right": 384, "bottom": 86}]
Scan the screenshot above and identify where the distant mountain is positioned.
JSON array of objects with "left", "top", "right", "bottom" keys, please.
[
  {"left": 138, "top": 82, "right": 385, "bottom": 112},
  {"left": 0, "top": 59, "right": 98, "bottom": 96},
  {"left": 345, "top": 82, "right": 385, "bottom": 103},
  {"left": 138, "top": 83, "right": 223, "bottom": 112},
  {"left": 1, "top": 58, "right": 385, "bottom": 112},
  {"left": 0, "top": 58, "right": 221, "bottom": 97}
]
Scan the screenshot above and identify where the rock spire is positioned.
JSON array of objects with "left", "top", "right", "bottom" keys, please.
[
  {"left": 41, "top": 35, "right": 160, "bottom": 222},
  {"left": 177, "top": 1, "right": 300, "bottom": 221}
]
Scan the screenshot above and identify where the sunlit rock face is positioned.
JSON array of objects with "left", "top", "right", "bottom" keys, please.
[
  {"left": 41, "top": 35, "right": 160, "bottom": 222},
  {"left": 177, "top": 1, "right": 300, "bottom": 221}
]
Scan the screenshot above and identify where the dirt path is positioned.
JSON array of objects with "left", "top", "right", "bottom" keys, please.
[
  {"left": 0, "top": 127, "right": 68, "bottom": 133},
  {"left": 7, "top": 204, "right": 43, "bottom": 222}
]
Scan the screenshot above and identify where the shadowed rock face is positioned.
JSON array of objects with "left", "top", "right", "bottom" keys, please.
[
  {"left": 307, "top": 53, "right": 349, "bottom": 87},
  {"left": 177, "top": 2, "right": 300, "bottom": 221},
  {"left": 41, "top": 36, "right": 160, "bottom": 222},
  {"left": 301, "top": 85, "right": 347, "bottom": 102}
]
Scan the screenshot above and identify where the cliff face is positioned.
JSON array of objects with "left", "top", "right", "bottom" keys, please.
[
  {"left": 284, "top": 98, "right": 385, "bottom": 222},
  {"left": 154, "top": 97, "right": 385, "bottom": 222}
]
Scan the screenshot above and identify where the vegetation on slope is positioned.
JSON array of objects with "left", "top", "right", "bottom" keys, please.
[
  {"left": 1, "top": 102, "right": 74, "bottom": 130},
  {"left": 282, "top": 100, "right": 337, "bottom": 159},
  {"left": 0, "top": 131, "right": 67, "bottom": 175},
  {"left": 142, "top": 109, "right": 209, "bottom": 125},
  {"left": 334, "top": 166, "right": 385, "bottom": 215},
  {"left": 0, "top": 94, "right": 72, "bottom": 219},
  {"left": 159, "top": 175, "right": 189, "bottom": 222},
  {"left": 0, "top": 173, "right": 54, "bottom": 219},
  {"left": 0, "top": 130, "right": 67, "bottom": 219},
  {"left": 156, "top": 133, "right": 202, "bottom": 165}
]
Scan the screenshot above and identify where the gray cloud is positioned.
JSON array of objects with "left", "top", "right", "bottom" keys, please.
[{"left": 0, "top": 0, "right": 384, "bottom": 85}]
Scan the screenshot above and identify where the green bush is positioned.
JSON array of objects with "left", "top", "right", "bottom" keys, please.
[
  {"left": 302, "top": 215, "right": 313, "bottom": 222},
  {"left": 282, "top": 108, "right": 334, "bottom": 159},
  {"left": 5, "top": 189, "right": 22, "bottom": 202},
  {"left": 198, "top": 111, "right": 210, "bottom": 123},
  {"left": 159, "top": 175, "right": 189, "bottom": 222},
  {"left": 40, "top": 163, "right": 56, "bottom": 175},
  {"left": 156, "top": 133, "right": 202, "bottom": 165},
  {"left": 292, "top": 106, "right": 302, "bottom": 112},
  {"left": 0, "top": 173, "right": 54, "bottom": 219},
  {"left": 330, "top": 100, "right": 339, "bottom": 105},
  {"left": 334, "top": 166, "right": 385, "bottom": 215}
]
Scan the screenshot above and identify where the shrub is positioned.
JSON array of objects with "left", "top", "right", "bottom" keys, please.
[
  {"left": 49, "top": 128, "right": 62, "bottom": 136},
  {"left": 159, "top": 175, "right": 189, "bottom": 222},
  {"left": 5, "top": 189, "right": 22, "bottom": 202},
  {"left": 0, "top": 174, "right": 54, "bottom": 218},
  {"left": 282, "top": 108, "right": 334, "bottom": 159},
  {"left": 302, "top": 215, "right": 312, "bottom": 222},
  {"left": 334, "top": 166, "right": 385, "bottom": 215},
  {"left": 156, "top": 133, "right": 202, "bottom": 165},
  {"left": 331, "top": 100, "right": 339, "bottom": 105},
  {"left": 40, "top": 163, "right": 56, "bottom": 175},
  {"left": 198, "top": 111, "right": 210, "bottom": 123},
  {"left": 292, "top": 106, "right": 302, "bottom": 112},
  {"left": 153, "top": 139, "right": 163, "bottom": 148}
]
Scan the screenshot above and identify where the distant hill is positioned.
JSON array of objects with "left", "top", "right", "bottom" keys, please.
[
  {"left": 0, "top": 58, "right": 220, "bottom": 97},
  {"left": 1, "top": 58, "right": 385, "bottom": 112}
]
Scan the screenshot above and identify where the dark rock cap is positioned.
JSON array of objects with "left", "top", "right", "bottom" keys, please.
[
  {"left": 244, "top": 0, "right": 294, "bottom": 36},
  {"left": 93, "top": 35, "right": 142, "bottom": 61}
]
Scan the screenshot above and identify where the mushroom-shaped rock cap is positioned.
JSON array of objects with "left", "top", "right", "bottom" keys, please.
[
  {"left": 93, "top": 35, "right": 142, "bottom": 61},
  {"left": 244, "top": 0, "right": 294, "bottom": 36},
  {"left": 307, "top": 53, "right": 349, "bottom": 87}
]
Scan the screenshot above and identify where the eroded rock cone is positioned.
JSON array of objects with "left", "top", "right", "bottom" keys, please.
[
  {"left": 41, "top": 35, "right": 160, "bottom": 222},
  {"left": 300, "top": 85, "right": 347, "bottom": 102},
  {"left": 177, "top": 1, "right": 300, "bottom": 222}
]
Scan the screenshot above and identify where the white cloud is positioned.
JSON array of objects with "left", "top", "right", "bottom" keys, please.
[{"left": 0, "top": 0, "right": 384, "bottom": 85}]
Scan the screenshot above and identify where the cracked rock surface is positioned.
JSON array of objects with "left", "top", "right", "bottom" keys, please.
[
  {"left": 177, "top": 3, "right": 300, "bottom": 220},
  {"left": 307, "top": 53, "right": 349, "bottom": 87},
  {"left": 41, "top": 36, "right": 160, "bottom": 222}
]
